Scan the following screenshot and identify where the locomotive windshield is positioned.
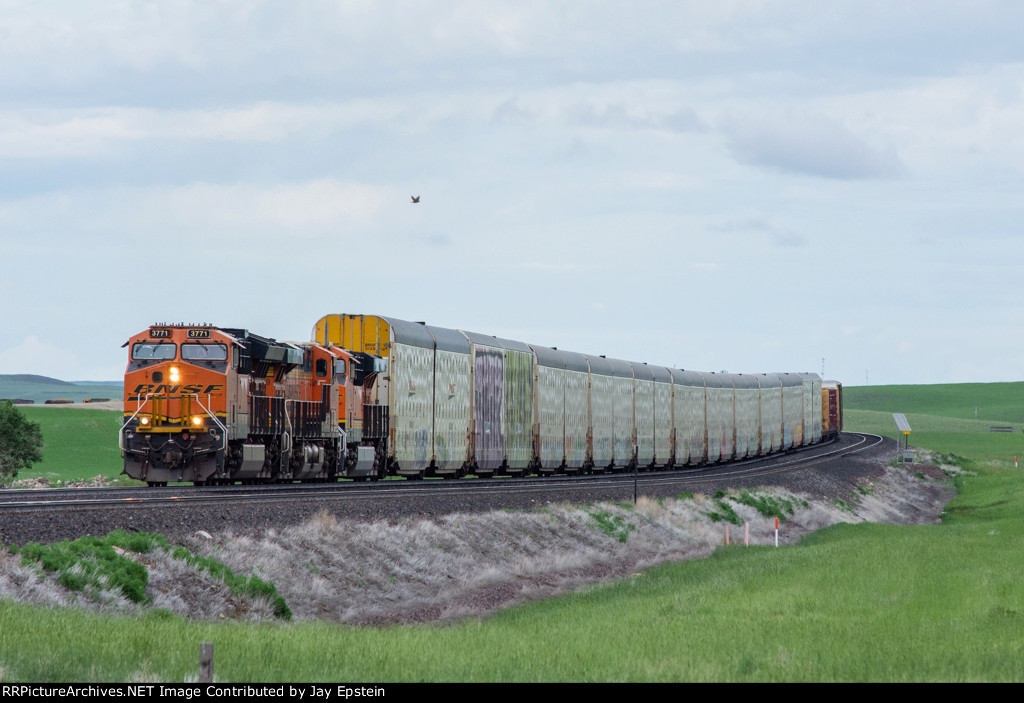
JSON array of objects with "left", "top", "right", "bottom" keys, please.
[
  {"left": 132, "top": 342, "right": 176, "bottom": 360},
  {"left": 182, "top": 343, "right": 228, "bottom": 361}
]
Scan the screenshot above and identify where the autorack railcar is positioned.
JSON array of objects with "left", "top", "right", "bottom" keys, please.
[{"left": 311, "top": 313, "right": 837, "bottom": 480}]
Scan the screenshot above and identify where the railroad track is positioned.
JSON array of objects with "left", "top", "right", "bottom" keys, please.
[{"left": 0, "top": 432, "right": 885, "bottom": 515}]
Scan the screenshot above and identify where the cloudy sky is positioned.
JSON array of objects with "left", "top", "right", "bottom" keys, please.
[{"left": 2, "top": 1, "right": 1023, "bottom": 386}]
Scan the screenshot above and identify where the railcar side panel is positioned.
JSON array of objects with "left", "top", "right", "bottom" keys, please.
[
  {"left": 651, "top": 366, "right": 673, "bottom": 467},
  {"left": 390, "top": 342, "right": 434, "bottom": 473},
  {"left": 732, "top": 374, "right": 760, "bottom": 459},
  {"left": 779, "top": 374, "right": 803, "bottom": 449},
  {"left": 565, "top": 368, "right": 588, "bottom": 469},
  {"left": 608, "top": 359, "right": 635, "bottom": 468},
  {"left": 800, "top": 373, "right": 823, "bottom": 444},
  {"left": 535, "top": 360, "right": 565, "bottom": 470},
  {"left": 585, "top": 356, "right": 614, "bottom": 469},
  {"left": 758, "top": 374, "right": 782, "bottom": 454},
  {"left": 504, "top": 348, "right": 534, "bottom": 469},
  {"left": 705, "top": 375, "right": 734, "bottom": 462},
  {"left": 671, "top": 370, "right": 705, "bottom": 465},
  {"left": 433, "top": 346, "right": 471, "bottom": 472},
  {"left": 633, "top": 369, "right": 655, "bottom": 467},
  {"left": 471, "top": 344, "right": 504, "bottom": 470}
]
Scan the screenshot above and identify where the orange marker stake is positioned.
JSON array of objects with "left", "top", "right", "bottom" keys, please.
[{"left": 775, "top": 517, "right": 779, "bottom": 547}]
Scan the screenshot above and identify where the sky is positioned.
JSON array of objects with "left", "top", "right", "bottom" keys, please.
[{"left": 2, "top": 1, "right": 1023, "bottom": 386}]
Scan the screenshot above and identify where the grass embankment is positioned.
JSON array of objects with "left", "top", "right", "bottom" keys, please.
[{"left": 1, "top": 384, "right": 1023, "bottom": 681}]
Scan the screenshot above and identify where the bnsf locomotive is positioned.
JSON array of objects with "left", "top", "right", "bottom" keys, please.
[
  {"left": 120, "top": 324, "right": 381, "bottom": 485},
  {"left": 121, "top": 315, "right": 843, "bottom": 485}
]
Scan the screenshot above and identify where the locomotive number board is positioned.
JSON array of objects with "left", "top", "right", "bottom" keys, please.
[
  {"left": 188, "top": 329, "right": 211, "bottom": 338},
  {"left": 150, "top": 328, "right": 172, "bottom": 338}
]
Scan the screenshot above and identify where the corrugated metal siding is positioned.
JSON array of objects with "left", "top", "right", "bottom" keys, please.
[
  {"left": 587, "top": 367, "right": 614, "bottom": 468},
  {"left": 732, "top": 375, "right": 759, "bottom": 459},
  {"left": 433, "top": 347, "right": 471, "bottom": 470},
  {"left": 671, "top": 370, "right": 705, "bottom": 465},
  {"left": 779, "top": 374, "right": 803, "bottom": 449},
  {"left": 504, "top": 348, "right": 534, "bottom": 469},
  {"left": 800, "top": 373, "right": 822, "bottom": 444},
  {"left": 758, "top": 375, "right": 782, "bottom": 454},
  {"left": 706, "top": 375, "right": 734, "bottom": 462},
  {"left": 391, "top": 342, "right": 433, "bottom": 471},
  {"left": 535, "top": 363, "right": 565, "bottom": 469},
  {"left": 611, "top": 374, "right": 634, "bottom": 468},
  {"left": 565, "top": 369, "right": 588, "bottom": 468},
  {"left": 471, "top": 344, "right": 503, "bottom": 469},
  {"left": 634, "top": 377, "right": 654, "bottom": 466},
  {"left": 652, "top": 376, "right": 672, "bottom": 466}
]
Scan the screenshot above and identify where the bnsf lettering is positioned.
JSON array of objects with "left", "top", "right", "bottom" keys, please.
[{"left": 131, "top": 384, "right": 223, "bottom": 395}]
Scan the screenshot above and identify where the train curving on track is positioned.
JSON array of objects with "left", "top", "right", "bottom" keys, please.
[{"left": 119, "top": 314, "right": 843, "bottom": 486}]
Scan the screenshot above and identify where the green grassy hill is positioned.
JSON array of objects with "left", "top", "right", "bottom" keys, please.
[
  {"left": 845, "top": 382, "right": 1024, "bottom": 464},
  {"left": 844, "top": 382, "right": 1024, "bottom": 424}
]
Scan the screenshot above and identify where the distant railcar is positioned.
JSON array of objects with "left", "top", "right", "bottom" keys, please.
[{"left": 822, "top": 380, "right": 844, "bottom": 439}]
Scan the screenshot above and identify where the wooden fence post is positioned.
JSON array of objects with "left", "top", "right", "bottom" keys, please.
[{"left": 199, "top": 642, "right": 214, "bottom": 683}]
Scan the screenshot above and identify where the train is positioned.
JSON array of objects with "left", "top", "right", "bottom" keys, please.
[{"left": 119, "top": 314, "right": 844, "bottom": 486}]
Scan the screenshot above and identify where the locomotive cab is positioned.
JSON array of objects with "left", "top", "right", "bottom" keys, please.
[{"left": 120, "top": 325, "right": 232, "bottom": 485}]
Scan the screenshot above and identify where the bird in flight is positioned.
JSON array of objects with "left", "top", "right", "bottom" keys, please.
[{"left": 411, "top": 196, "right": 420, "bottom": 204}]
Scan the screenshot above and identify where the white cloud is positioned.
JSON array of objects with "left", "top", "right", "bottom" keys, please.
[
  {"left": 721, "top": 111, "right": 905, "bottom": 179},
  {"left": 0, "top": 102, "right": 405, "bottom": 159},
  {"left": 0, "top": 179, "right": 390, "bottom": 240},
  {"left": 0, "top": 336, "right": 75, "bottom": 379}
]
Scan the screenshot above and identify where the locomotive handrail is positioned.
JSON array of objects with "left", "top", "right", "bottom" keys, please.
[
  {"left": 119, "top": 393, "right": 154, "bottom": 454},
  {"left": 283, "top": 399, "right": 293, "bottom": 454},
  {"left": 190, "top": 393, "right": 228, "bottom": 453}
]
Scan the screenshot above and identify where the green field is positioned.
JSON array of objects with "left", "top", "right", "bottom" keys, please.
[
  {"left": 9, "top": 407, "right": 132, "bottom": 485},
  {"left": 1, "top": 383, "right": 1023, "bottom": 681}
]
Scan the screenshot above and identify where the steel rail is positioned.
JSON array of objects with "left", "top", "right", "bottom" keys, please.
[{"left": 0, "top": 433, "right": 885, "bottom": 514}]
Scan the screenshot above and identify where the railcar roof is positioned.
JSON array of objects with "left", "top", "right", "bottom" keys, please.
[
  {"left": 381, "top": 317, "right": 436, "bottom": 350},
  {"left": 459, "top": 330, "right": 533, "bottom": 354},
  {"left": 428, "top": 325, "right": 471, "bottom": 354},
  {"left": 670, "top": 369, "right": 705, "bottom": 387}
]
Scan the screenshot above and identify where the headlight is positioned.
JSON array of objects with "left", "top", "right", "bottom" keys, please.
[
  {"left": 192, "top": 416, "right": 203, "bottom": 427},
  {"left": 140, "top": 416, "right": 150, "bottom": 426},
  {"left": 169, "top": 366, "right": 181, "bottom": 383}
]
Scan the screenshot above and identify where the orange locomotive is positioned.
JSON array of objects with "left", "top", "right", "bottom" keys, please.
[{"left": 119, "top": 324, "right": 382, "bottom": 485}]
